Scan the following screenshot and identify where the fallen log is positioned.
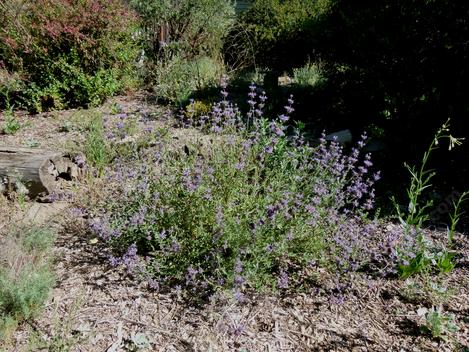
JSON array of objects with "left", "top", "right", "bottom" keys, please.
[{"left": 0, "top": 146, "right": 84, "bottom": 198}]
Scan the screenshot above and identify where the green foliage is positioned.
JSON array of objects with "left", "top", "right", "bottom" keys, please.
[
  {"left": 84, "top": 114, "right": 114, "bottom": 176},
  {"left": 435, "top": 251, "right": 455, "bottom": 274},
  {"left": 0, "top": 0, "right": 139, "bottom": 112},
  {"left": 130, "top": 0, "right": 234, "bottom": 104},
  {"left": 130, "top": 0, "right": 235, "bottom": 60},
  {"left": 226, "top": 0, "right": 331, "bottom": 71},
  {"left": 185, "top": 100, "right": 211, "bottom": 117},
  {"left": 2, "top": 108, "right": 21, "bottom": 135},
  {"left": 93, "top": 97, "right": 379, "bottom": 295},
  {"left": 22, "top": 227, "right": 56, "bottom": 253},
  {"left": 418, "top": 306, "right": 459, "bottom": 339},
  {"left": 292, "top": 62, "right": 325, "bottom": 87},
  {"left": 447, "top": 191, "right": 469, "bottom": 244},
  {"left": 151, "top": 55, "right": 225, "bottom": 104},
  {"left": 0, "top": 227, "right": 56, "bottom": 340},
  {"left": 25, "top": 295, "right": 86, "bottom": 351},
  {"left": 394, "top": 121, "right": 466, "bottom": 278}
]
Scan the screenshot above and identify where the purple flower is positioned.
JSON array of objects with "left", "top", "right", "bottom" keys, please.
[
  {"left": 235, "top": 162, "right": 245, "bottom": 170},
  {"left": 109, "top": 255, "right": 121, "bottom": 267},
  {"left": 90, "top": 217, "right": 112, "bottom": 240},
  {"left": 216, "top": 206, "right": 223, "bottom": 226},
  {"left": 171, "top": 239, "right": 180, "bottom": 252},
  {"left": 235, "top": 259, "right": 243, "bottom": 273},
  {"left": 148, "top": 278, "right": 160, "bottom": 290},
  {"left": 266, "top": 204, "right": 278, "bottom": 220},
  {"left": 277, "top": 270, "right": 289, "bottom": 289},
  {"left": 234, "top": 275, "right": 245, "bottom": 286},
  {"left": 130, "top": 206, "right": 147, "bottom": 226},
  {"left": 233, "top": 290, "right": 245, "bottom": 302},
  {"left": 185, "top": 265, "right": 198, "bottom": 285},
  {"left": 264, "top": 145, "right": 274, "bottom": 154},
  {"left": 70, "top": 207, "right": 86, "bottom": 217},
  {"left": 212, "top": 125, "right": 222, "bottom": 134}
]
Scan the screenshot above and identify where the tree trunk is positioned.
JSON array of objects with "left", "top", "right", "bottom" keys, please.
[{"left": 0, "top": 146, "right": 84, "bottom": 198}]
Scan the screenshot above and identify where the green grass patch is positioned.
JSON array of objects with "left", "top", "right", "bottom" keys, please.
[{"left": 0, "top": 227, "right": 56, "bottom": 341}]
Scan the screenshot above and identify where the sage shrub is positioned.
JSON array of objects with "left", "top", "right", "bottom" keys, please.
[{"left": 92, "top": 83, "right": 382, "bottom": 296}]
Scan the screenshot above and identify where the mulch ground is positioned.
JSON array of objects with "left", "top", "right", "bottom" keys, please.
[{"left": 1, "top": 95, "right": 468, "bottom": 351}]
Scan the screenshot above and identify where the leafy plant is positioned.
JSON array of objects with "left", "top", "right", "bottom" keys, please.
[
  {"left": 394, "top": 120, "right": 466, "bottom": 278},
  {"left": 417, "top": 306, "right": 459, "bottom": 339},
  {"left": 24, "top": 139, "right": 40, "bottom": 148},
  {"left": 130, "top": 0, "right": 235, "bottom": 60},
  {"left": 130, "top": 0, "right": 234, "bottom": 104},
  {"left": 447, "top": 190, "right": 469, "bottom": 244},
  {"left": 25, "top": 294, "right": 87, "bottom": 352},
  {"left": 292, "top": 62, "right": 326, "bottom": 87},
  {"left": 92, "top": 84, "right": 381, "bottom": 297},
  {"left": 226, "top": 0, "right": 331, "bottom": 71},
  {"left": 0, "top": 227, "right": 56, "bottom": 341},
  {"left": 2, "top": 107, "right": 20, "bottom": 135},
  {"left": 151, "top": 54, "right": 225, "bottom": 104},
  {"left": 84, "top": 114, "right": 114, "bottom": 176},
  {"left": 0, "top": 0, "right": 139, "bottom": 111}
]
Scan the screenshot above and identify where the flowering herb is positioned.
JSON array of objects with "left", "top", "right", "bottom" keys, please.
[{"left": 92, "top": 83, "right": 386, "bottom": 296}]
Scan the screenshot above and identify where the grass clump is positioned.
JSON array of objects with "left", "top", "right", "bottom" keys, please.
[
  {"left": 83, "top": 111, "right": 159, "bottom": 177},
  {"left": 84, "top": 114, "right": 114, "bottom": 177},
  {"left": 0, "top": 227, "right": 56, "bottom": 341}
]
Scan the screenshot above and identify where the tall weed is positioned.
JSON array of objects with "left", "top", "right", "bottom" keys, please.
[{"left": 392, "top": 120, "right": 467, "bottom": 278}]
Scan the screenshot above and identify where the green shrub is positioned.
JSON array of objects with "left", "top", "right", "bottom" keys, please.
[
  {"left": 0, "top": 0, "right": 139, "bottom": 112},
  {"left": 0, "top": 227, "right": 56, "bottom": 340},
  {"left": 417, "top": 306, "right": 459, "bottom": 339},
  {"left": 92, "top": 89, "right": 381, "bottom": 297},
  {"left": 293, "top": 62, "right": 326, "bottom": 87},
  {"left": 130, "top": 0, "right": 234, "bottom": 104},
  {"left": 152, "top": 55, "right": 225, "bottom": 104},
  {"left": 225, "top": 0, "right": 332, "bottom": 71},
  {"left": 130, "top": 0, "right": 235, "bottom": 60}
]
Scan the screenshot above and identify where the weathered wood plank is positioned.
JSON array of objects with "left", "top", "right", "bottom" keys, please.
[{"left": 0, "top": 146, "right": 83, "bottom": 198}]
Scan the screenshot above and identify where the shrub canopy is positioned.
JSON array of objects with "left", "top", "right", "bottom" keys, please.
[{"left": 0, "top": 0, "right": 139, "bottom": 111}]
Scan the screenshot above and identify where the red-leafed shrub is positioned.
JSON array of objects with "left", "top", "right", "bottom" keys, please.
[{"left": 0, "top": 0, "right": 140, "bottom": 112}]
